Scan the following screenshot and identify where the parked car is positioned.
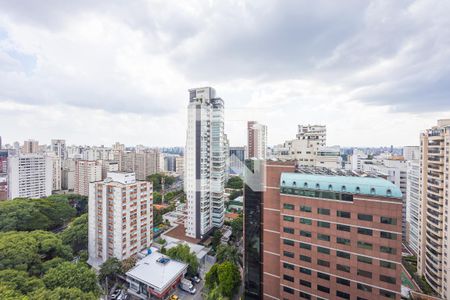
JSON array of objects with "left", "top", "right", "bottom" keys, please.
[
  {"left": 110, "top": 289, "right": 122, "bottom": 300},
  {"left": 169, "top": 295, "right": 179, "bottom": 300},
  {"left": 179, "top": 278, "right": 196, "bottom": 294},
  {"left": 190, "top": 276, "right": 201, "bottom": 284}
]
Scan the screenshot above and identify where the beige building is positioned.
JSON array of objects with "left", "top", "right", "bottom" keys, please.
[
  {"left": 417, "top": 119, "right": 450, "bottom": 299},
  {"left": 122, "top": 150, "right": 159, "bottom": 180},
  {"left": 22, "top": 139, "right": 39, "bottom": 154},
  {"left": 247, "top": 121, "right": 267, "bottom": 160},
  {"left": 175, "top": 156, "right": 184, "bottom": 177},
  {"left": 74, "top": 160, "right": 102, "bottom": 196},
  {"left": 48, "top": 153, "right": 62, "bottom": 191}
]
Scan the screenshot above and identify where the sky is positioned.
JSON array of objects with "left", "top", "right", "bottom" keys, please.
[{"left": 0, "top": 0, "right": 450, "bottom": 148}]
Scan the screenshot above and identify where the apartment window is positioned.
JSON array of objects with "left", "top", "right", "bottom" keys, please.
[
  {"left": 283, "top": 239, "right": 295, "bottom": 246},
  {"left": 380, "top": 275, "right": 397, "bottom": 284},
  {"left": 337, "top": 211, "right": 351, "bottom": 218},
  {"left": 300, "top": 218, "right": 312, "bottom": 225},
  {"left": 299, "top": 292, "right": 311, "bottom": 300},
  {"left": 380, "top": 289, "right": 396, "bottom": 299},
  {"left": 283, "top": 216, "right": 294, "bottom": 222},
  {"left": 300, "top": 280, "right": 311, "bottom": 288},
  {"left": 337, "top": 251, "right": 350, "bottom": 259},
  {"left": 337, "top": 224, "right": 351, "bottom": 232},
  {"left": 300, "top": 243, "right": 312, "bottom": 250},
  {"left": 318, "top": 221, "right": 330, "bottom": 228},
  {"left": 357, "top": 283, "right": 372, "bottom": 292},
  {"left": 283, "top": 251, "right": 294, "bottom": 258},
  {"left": 357, "top": 256, "right": 372, "bottom": 264},
  {"left": 380, "top": 260, "right": 397, "bottom": 270},
  {"left": 283, "top": 262, "right": 295, "bottom": 270},
  {"left": 317, "top": 208, "right": 330, "bottom": 215},
  {"left": 317, "top": 285, "right": 330, "bottom": 294},
  {"left": 336, "top": 278, "right": 350, "bottom": 286},
  {"left": 283, "top": 274, "right": 294, "bottom": 282},
  {"left": 300, "top": 267, "right": 311, "bottom": 275},
  {"left": 380, "top": 246, "right": 397, "bottom": 254},
  {"left": 318, "top": 246, "right": 330, "bottom": 254},
  {"left": 336, "top": 290, "right": 350, "bottom": 299},
  {"left": 283, "top": 227, "right": 294, "bottom": 234},
  {"left": 358, "top": 228, "right": 373, "bottom": 236},
  {"left": 358, "top": 213, "right": 373, "bottom": 221},
  {"left": 380, "top": 216, "right": 397, "bottom": 225},
  {"left": 318, "top": 233, "right": 330, "bottom": 242},
  {"left": 301, "top": 205, "right": 312, "bottom": 212},
  {"left": 283, "top": 286, "right": 294, "bottom": 294},
  {"left": 283, "top": 203, "right": 294, "bottom": 210},
  {"left": 300, "top": 255, "right": 312, "bottom": 263},
  {"left": 337, "top": 237, "right": 351, "bottom": 245},
  {"left": 317, "top": 272, "right": 330, "bottom": 280},
  {"left": 357, "top": 241, "right": 373, "bottom": 250},
  {"left": 337, "top": 264, "right": 350, "bottom": 273},
  {"left": 357, "top": 298, "right": 368, "bottom": 300},
  {"left": 301, "top": 230, "right": 312, "bottom": 238},
  {"left": 357, "top": 269, "right": 372, "bottom": 278},
  {"left": 317, "top": 259, "right": 330, "bottom": 267},
  {"left": 381, "top": 231, "right": 397, "bottom": 240}
]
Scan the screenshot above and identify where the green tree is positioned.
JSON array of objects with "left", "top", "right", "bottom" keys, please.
[
  {"left": 0, "top": 283, "right": 26, "bottom": 300},
  {"left": 228, "top": 190, "right": 243, "bottom": 201},
  {"left": 146, "top": 173, "right": 176, "bottom": 192},
  {"left": 60, "top": 214, "right": 88, "bottom": 254},
  {"left": 121, "top": 256, "right": 137, "bottom": 272},
  {"left": 216, "top": 245, "right": 240, "bottom": 265},
  {"left": 29, "top": 287, "right": 97, "bottom": 300},
  {"left": 99, "top": 257, "right": 123, "bottom": 285},
  {"left": 205, "top": 262, "right": 241, "bottom": 298},
  {"left": 226, "top": 176, "right": 243, "bottom": 189},
  {"left": 154, "top": 192, "right": 162, "bottom": 204},
  {"left": 166, "top": 244, "right": 199, "bottom": 276},
  {"left": 211, "top": 230, "right": 222, "bottom": 251},
  {"left": 0, "top": 269, "right": 44, "bottom": 295},
  {"left": 41, "top": 257, "right": 66, "bottom": 274},
  {"left": 230, "top": 214, "right": 243, "bottom": 240},
  {"left": 43, "top": 262, "right": 99, "bottom": 295}
]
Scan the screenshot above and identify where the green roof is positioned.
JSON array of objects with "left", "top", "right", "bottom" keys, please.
[{"left": 280, "top": 173, "right": 402, "bottom": 198}]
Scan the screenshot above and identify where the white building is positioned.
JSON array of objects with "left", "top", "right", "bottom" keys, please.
[
  {"left": 296, "top": 124, "right": 326, "bottom": 147},
  {"left": 88, "top": 172, "right": 153, "bottom": 269},
  {"left": 48, "top": 153, "right": 62, "bottom": 191},
  {"left": 62, "top": 158, "right": 76, "bottom": 191},
  {"left": 51, "top": 139, "right": 66, "bottom": 160},
  {"left": 175, "top": 156, "right": 184, "bottom": 178},
  {"left": 185, "top": 87, "right": 226, "bottom": 239},
  {"left": 247, "top": 121, "right": 267, "bottom": 160},
  {"left": 406, "top": 160, "right": 420, "bottom": 255},
  {"left": 403, "top": 146, "right": 420, "bottom": 161},
  {"left": 316, "top": 146, "right": 342, "bottom": 169},
  {"left": 7, "top": 153, "right": 52, "bottom": 199},
  {"left": 74, "top": 160, "right": 102, "bottom": 196}
]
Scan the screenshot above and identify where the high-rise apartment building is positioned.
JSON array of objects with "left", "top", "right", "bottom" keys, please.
[
  {"left": 403, "top": 146, "right": 420, "bottom": 161},
  {"left": 87, "top": 172, "right": 153, "bottom": 269},
  {"left": 22, "top": 139, "right": 39, "bottom": 154},
  {"left": 0, "top": 150, "right": 8, "bottom": 200},
  {"left": 7, "top": 153, "right": 52, "bottom": 199},
  {"left": 417, "top": 119, "right": 450, "bottom": 298},
  {"left": 48, "top": 153, "right": 62, "bottom": 191},
  {"left": 51, "top": 139, "right": 66, "bottom": 160},
  {"left": 74, "top": 160, "right": 102, "bottom": 196},
  {"left": 248, "top": 121, "right": 267, "bottom": 160},
  {"left": 406, "top": 160, "right": 420, "bottom": 255},
  {"left": 175, "top": 156, "right": 184, "bottom": 177},
  {"left": 185, "top": 87, "right": 226, "bottom": 239},
  {"left": 62, "top": 158, "right": 76, "bottom": 191},
  {"left": 244, "top": 161, "right": 403, "bottom": 300},
  {"left": 122, "top": 150, "right": 159, "bottom": 181},
  {"left": 296, "top": 124, "right": 327, "bottom": 147}
]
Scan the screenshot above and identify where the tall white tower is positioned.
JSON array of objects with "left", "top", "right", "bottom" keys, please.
[{"left": 185, "top": 87, "right": 225, "bottom": 239}]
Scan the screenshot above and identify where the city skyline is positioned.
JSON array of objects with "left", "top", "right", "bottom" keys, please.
[{"left": 1, "top": 1, "right": 450, "bottom": 147}]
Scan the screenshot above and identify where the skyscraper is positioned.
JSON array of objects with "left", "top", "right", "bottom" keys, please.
[
  {"left": 406, "top": 160, "right": 420, "bottom": 256},
  {"left": 74, "top": 160, "right": 102, "bottom": 196},
  {"left": 185, "top": 87, "right": 225, "bottom": 239},
  {"left": 22, "top": 139, "right": 39, "bottom": 154},
  {"left": 51, "top": 139, "right": 67, "bottom": 160},
  {"left": 417, "top": 119, "right": 450, "bottom": 298},
  {"left": 247, "top": 121, "right": 267, "bottom": 160}
]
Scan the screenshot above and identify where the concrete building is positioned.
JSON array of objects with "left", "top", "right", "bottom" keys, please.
[
  {"left": 122, "top": 150, "right": 159, "bottom": 180},
  {"left": 185, "top": 87, "right": 226, "bottom": 239},
  {"left": 101, "top": 160, "right": 119, "bottom": 179},
  {"left": 74, "top": 160, "right": 102, "bottom": 196},
  {"left": 297, "top": 124, "right": 326, "bottom": 147},
  {"left": 48, "top": 153, "right": 62, "bottom": 191},
  {"left": 7, "top": 153, "right": 52, "bottom": 199},
  {"left": 51, "top": 139, "right": 66, "bottom": 160},
  {"left": 22, "top": 139, "right": 39, "bottom": 154},
  {"left": 88, "top": 172, "right": 153, "bottom": 269},
  {"left": 406, "top": 160, "right": 420, "bottom": 255},
  {"left": 0, "top": 150, "right": 8, "bottom": 200},
  {"left": 403, "top": 146, "right": 420, "bottom": 161},
  {"left": 248, "top": 121, "right": 267, "bottom": 160},
  {"left": 417, "top": 119, "right": 450, "bottom": 298},
  {"left": 229, "top": 146, "right": 246, "bottom": 175},
  {"left": 316, "top": 146, "right": 342, "bottom": 169},
  {"left": 62, "top": 158, "right": 76, "bottom": 191},
  {"left": 244, "top": 161, "right": 403, "bottom": 300}
]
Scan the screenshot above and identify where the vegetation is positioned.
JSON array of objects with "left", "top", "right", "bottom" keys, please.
[
  {"left": 43, "top": 262, "right": 99, "bottom": 294},
  {"left": 205, "top": 262, "right": 241, "bottom": 299},
  {"left": 0, "top": 270, "right": 44, "bottom": 295},
  {"left": 228, "top": 190, "right": 243, "bottom": 201},
  {"left": 211, "top": 230, "right": 223, "bottom": 251},
  {"left": 166, "top": 244, "right": 199, "bottom": 276},
  {"left": 46, "top": 194, "right": 88, "bottom": 216},
  {"left": 121, "top": 256, "right": 137, "bottom": 272},
  {"left": 146, "top": 173, "right": 176, "bottom": 192},
  {"left": 153, "top": 203, "right": 175, "bottom": 227},
  {"left": 230, "top": 214, "right": 243, "bottom": 241},
  {"left": 60, "top": 214, "right": 88, "bottom": 254},
  {"left": 216, "top": 244, "right": 240, "bottom": 265},
  {"left": 226, "top": 176, "right": 243, "bottom": 189},
  {"left": 99, "top": 257, "right": 123, "bottom": 292},
  {"left": 29, "top": 287, "right": 97, "bottom": 300}
]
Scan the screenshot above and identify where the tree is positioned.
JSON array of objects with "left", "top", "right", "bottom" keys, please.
[
  {"left": 41, "top": 257, "right": 66, "bottom": 274},
  {"left": 29, "top": 287, "right": 97, "bottom": 300},
  {"left": 166, "top": 244, "right": 199, "bottom": 276},
  {"left": 146, "top": 173, "right": 176, "bottom": 192},
  {"left": 229, "top": 190, "right": 243, "bottom": 201},
  {"left": 60, "top": 214, "right": 88, "bottom": 254},
  {"left": 216, "top": 245, "right": 239, "bottom": 265},
  {"left": 43, "top": 262, "right": 99, "bottom": 295},
  {"left": 211, "top": 230, "right": 222, "bottom": 251},
  {"left": 99, "top": 257, "right": 123, "bottom": 286},
  {"left": 230, "top": 214, "right": 243, "bottom": 241},
  {"left": 0, "top": 283, "right": 26, "bottom": 300},
  {"left": 226, "top": 176, "right": 243, "bottom": 189},
  {"left": 204, "top": 262, "right": 241, "bottom": 299},
  {"left": 154, "top": 192, "right": 162, "bottom": 204},
  {"left": 121, "top": 256, "right": 137, "bottom": 272},
  {"left": 0, "top": 269, "right": 44, "bottom": 295}
]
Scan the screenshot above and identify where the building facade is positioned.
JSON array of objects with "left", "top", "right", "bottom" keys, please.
[
  {"left": 88, "top": 172, "right": 153, "bottom": 268},
  {"left": 0, "top": 150, "right": 8, "bottom": 200},
  {"left": 74, "top": 160, "right": 102, "bottom": 196},
  {"left": 406, "top": 160, "right": 420, "bottom": 255},
  {"left": 22, "top": 139, "right": 39, "bottom": 154},
  {"left": 244, "top": 161, "right": 403, "bottom": 300},
  {"left": 185, "top": 87, "right": 226, "bottom": 239},
  {"left": 248, "top": 121, "right": 267, "bottom": 160}
]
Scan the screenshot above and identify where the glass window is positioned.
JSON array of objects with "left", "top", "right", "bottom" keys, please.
[
  {"left": 318, "top": 221, "right": 330, "bottom": 228},
  {"left": 300, "top": 292, "right": 311, "bottom": 300},
  {"left": 380, "top": 231, "right": 397, "bottom": 240},
  {"left": 283, "top": 262, "right": 295, "bottom": 270},
  {"left": 357, "top": 283, "right": 372, "bottom": 292},
  {"left": 300, "top": 205, "right": 312, "bottom": 212},
  {"left": 300, "top": 280, "right": 311, "bottom": 288},
  {"left": 380, "top": 217, "right": 397, "bottom": 225},
  {"left": 337, "top": 224, "right": 351, "bottom": 232},
  {"left": 283, "top": 203, "right": 294, "bottom": 210},
  {"left": 283, "top": 239, "right": 294, "bottom": 246},
  {"left": 380, "top": 246, "right": 397, "bottom": 254},
  {"left": 337, "top": 211, "right": 351, "bottom": 218},
  {"left": 300, "top": 255, "right": 311, "bottom": 263},
  {"left": 317, "top": 208, "right": 330, "bottom": 215},
  {"left": 283, "top": 215, "right": 294, "bottom": 222},
  {"left": 337, "top": 237, "right": 351, "bottom": 245},
  {"left": 357, "top": 228, "right": 373, "bottom": 236},
  {"left": 300, "top": 243, "right": 311, "bottom": 250},
  {"left": 317, "top": 285, "right": 330, "bottom": 294},
  {"left": 380, "top": 275, "right": 396, "bottom": 284},
  {"left": 357, "top": 256, "right": 372, "bottom": 264},
  {"left": 283, "top": 274, "right": 294, "bottom": 282},
  {"left": 283, "top": 227, "right": 294, "bottom": 234},
  {"left": 357, "top": 269, "right": 372, "bottom": 278},
  {"left": 336, "top": 278, "right": 350, "bottom": 286},
  {"left": 357, "top": 241, "right": 373, "bottom": 250},
  {"left": 358, "top": 213, "right": 373, "bottom": 221},
  {"left": 318, "top": 246, "right": 330, "bottom": 254},
  {"left": 300, "top": 267, "right": 311, "bottom": 275},
  {"left": 301, "top": 230, "right": 312, "bottom": 238},
  {"left": 337, "top": 251, "right": 350, "bottom": 259},
  {"left": 318, "top": 234, "right": 330, "bottom": 242},
  {"left": 300, "top": 218, "right": 312, "bottom": 225},
  {"left": 336, "top": 290, "right": 350, "bottom": 299},
  {"left": 337, "top": 264, "right": 350, "bottom": 273},
  {"left": 380, "top": 289, "right": 395, "bottom": 299},
  {"left": 317, "top": 259, "right": 330, "bottom": 267},
  {"left": 380, "top": 260, "right": 396, "bottom": 270},
  {"left": 283, "top": 251, "right": 294, "bottom": 258},
  {"left": 283, "top": 286, "right": 294, "bottom": 294},
  {"left": 317, "top": 272, "right": 330, "bottom": 280}
]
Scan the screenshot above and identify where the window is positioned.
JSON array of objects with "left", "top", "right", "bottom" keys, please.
[
  {"left": 283, "top": 227, "right": 294, "bottom": 234},
  {"left": 317, "top": 285, "right": 330, "bottom": 294},
  {"left": 337, "top": 224, "right": 351, "bottom": 232},
  {"left": 357, "top": 269, "right": 372, "bottom": 278},
  {"left": 317, "top": 272, "right": 330, "bottom": 280},
  {"left": 337, "top": 251, "right": 350, "bottom": 259},
  {"left": 318, "top": 246, "right": 330, "bottom": 254},
  {"left": 300, "top": 255, "right": 312, "bottom": 263},
  {"left": 283, "top": 286, "right": 294, "bottom": 294},
  {"left": 336, "top": 290, "right": 350, "bottom": 299},
  {"left": 381, "top": 231, "right": 397, "bottom": 240},
  {"left": 283, "top": 203, "right": 294, "bottom": 210},
  {"left": 283, "top": 215, "right": 294, "bottom": 222},
  {"left": 358, "top": 213, "right": 373, "bottom": 221},
  {"left": 380, "top": 216, "right": 397, "bottom": 225},
  {"left": 300, "top": 243, "right": 311, "bottom": 250},
  {"left": 357, "top": 256, "right": 372, "bottom": 264},
  {"left": 301, "top": 230, "right": 312, "bottom": 238},
  {"left": 318, "top": 234, "right": 330, "bottom": 242},
  {"left": 380, "top": 246, "right": 397, "bottom": 254},
  {"left": 283, "top": 274, "right": 294, "bottom": 282},
  {"left": 357, "top": 283, "right": 372, "bottom": 292},
  {"left": 380, "top": 275, "right": 396, "bottom": 284},
  {"left": 283, "top": 239, "right": 294, "bottom": 246},
  {"left": 318, "top": 221, "right": 330, "bottom": 228},
  {"left": 357, "top": 297, "right": 368, "bottom": 300},
  {"left": 337, "top": 264, "right": 350, "bottom": 273},
  {"left": 317, "top": 208, "right": 330, "bottom": 215},
  {"left": 300, "top": 280, "right": 311, "bottom": 288},
  {"left": 380, "top": 260, "right": 396, "bottom": 270},
  {"left": 300, "top": 267, "right": 311, "bottom": 275},
  {"left": 357, "top": 241, "right": 373, "bottom": 250},
  {"left": 300, "top": 218, "right": 312, "bottom": 225},
  {"left": 337, "top": 278, "right": 350, "bottom": 286},
  {"left": 283, "top": 262, "right": 295, "bottom": 270},
  {"left": 337, "top": 237, "right": 351, "bottom": 245},
  {"left": 358, "top": 228, "right": 373, "bottom": 236},
  {"left": 301, "top": 205, "right": 312, "bottom": 212},
  {"left": 337, "top": 211, "right": 351, "bottom": 218},
  {"left": 283, "top": 251, "right": 294, "bottom": 258},
  {"left": 380, "top": 289, "right": 396, "bottom": 299},
  {"left": 317, "top": 259, "right": 330, "bottom": 267},
  {"left": 300, "top": 292, "right": 311, "bottom": 300}
]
